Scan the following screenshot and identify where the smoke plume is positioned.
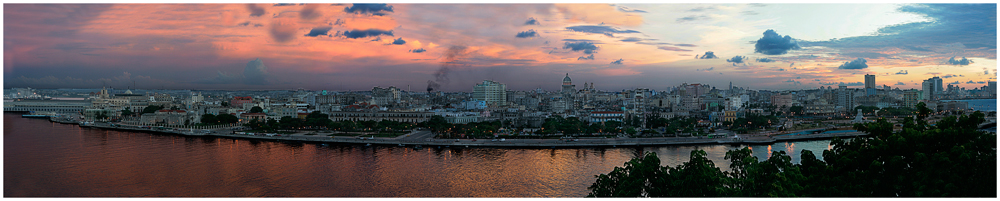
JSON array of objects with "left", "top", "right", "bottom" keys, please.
[{"left": 426, "top": 46, "right": 468, "bottom": 92}]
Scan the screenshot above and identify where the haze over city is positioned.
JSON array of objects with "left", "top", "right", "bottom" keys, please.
[{"left": 4, "top": 3, "right": 996, "bottom": 91}]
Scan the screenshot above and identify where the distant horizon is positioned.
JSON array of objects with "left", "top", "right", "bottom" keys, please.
[{"left": 5, "top": 4, "right": 996, "bottom": 91}]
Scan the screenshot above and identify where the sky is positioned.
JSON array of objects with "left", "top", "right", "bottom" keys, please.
[{"left": 4, "top": 3, "right": 997, "bottom": 92}]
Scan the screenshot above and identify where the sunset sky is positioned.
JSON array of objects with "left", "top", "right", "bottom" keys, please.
[{"left": 4, "top": 3, "right": 996, "bottom": 92}]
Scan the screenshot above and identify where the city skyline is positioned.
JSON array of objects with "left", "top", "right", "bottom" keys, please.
[{"left": 4, "top": 3, "right": 997, "bottom": 92}]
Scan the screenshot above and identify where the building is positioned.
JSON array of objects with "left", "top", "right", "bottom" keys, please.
[
  {"left": 903, "top": 90, "right": 920, "bottom": 108},
  {"left": 561, "top": 73, "right": 576, "bottom": 95},
  {"left": 589, "top": 111, "right": 624, "bottom": 123},
  {"left": 239, "top": 113, "right": 267, "bottom": 122},
  {"left": 922, "top": 78, "right": 938, "bottom": 101},
  {"left": 327, "top": 111, "right": 434, "bottom": 123},
  {"left": 990, "top": 81, "right": 997, "bottom": 96},
  {"left": 371, "top": 86, "right": 401, "bottom": 106},
  {"left": 770, "top": 93, "right": 794, "bottom": 109},
  {"left": 3, "top": 100, "right": 90, "bottom": 113},
  {"left": 473, "top": 80, "right": 507, "bottom": 106},
  {"left": 139, "top": 110, "right": 189, "bottom": 125},
  {"left": 836, "top": 84, "right": 855, "bottom": 112},
  {"left": 230, "top": 96, "right": 252, "bottom": 107},
  {"left": 865, "top": 74, "right": 876, "bottom": 96}
]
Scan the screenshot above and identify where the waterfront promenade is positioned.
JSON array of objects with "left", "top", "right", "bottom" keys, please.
[{"left": 50, "top": 117, "right": 868, "bottom": 148}]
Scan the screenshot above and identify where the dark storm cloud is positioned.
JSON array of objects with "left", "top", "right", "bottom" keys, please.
[
  {"left": 563, "top": 42, "right": 599, "bottom": 54},
  {"left": 756, "top": 58, "right": 775, "bottom": 62},
  {"left": 344, "top": 3, "right": 394, "bottom": 16},
  {"left": 620, "top": 37, "right": 643, "bottom": 42},
  {"left": 410, "top": 48, "right": 426, "bottom": 53},
  {"left": 838, "top": 58, "right": 868, "bottom": 69},
  {"left": 300, "top": 4, "right": 321, "bottom": 20},
  {"left": 942, "top": 74, "right": 958, "bottom": 78},
  {"left": 967, "top": 80, "right": 987, "bottom": 84},
  {"left": 238, "top": 21, "right": 251, "bottom": 26},
  {"left": 270, "top": 22, "right": 297, "bottom": 43},
  {"left": 727, "top": 56, "right": 747, "bottom": 63},
  {"left": 392, "top": 38, "right": 406, "bottom": 45},
  {"left": 895, "top": 81, "right": 906, "bottom": 85},
  {"left": 516, "top": 29, "right": 538, "bottom": 38},
  {"left": 273, "top": 3, "right": 296, "bottom": 6},
  {"left": 676, "top": 15, "right": 709, "bottom": 23},
  {"left": 304, "top": 27, "right": 332, "bottom": 37},
  {"left": 618, "top": 6, "right": 647, "bottom": 13},
  {"left": 247, "top": 4, "right": 266, "bottom": 17},
  {"left": 657, "top": 46, "right": 692, "bottom": 52},
  {"left": 946, "top": 57, "right": 973, "bottom": 65},
  {"left": 578, "top": 54, "right": 595, "bottom": 60},
  {"left": 562, "top": 39, "right": 601, "bottom": 43},
  {"left": 525, "top": 17, "right": 539, "bottom": 25},
  {"left": 611, "top": 58, "right": 624, "bottom": 65},
  {"left": 896, "top": 70, "right": 909, "bottom": 75},
  {"left": 565, "top": 25, "right": 640, "bottom": 37},
  {"left": 688, "top": 6, "right": 716, "bottom": 12},
  {"left": 674, "top": 44, "right": 696, "bottom": 47},
  {"left": 341, "top": 29, "right": 393, "bottom": 39},
  {"left": 754, "top": 29, "right": 800, "bottom": 55},
  {"left": 802, "top": 4, "right": 996, "bottom": 51},
  {"left": 698, "top": 51, "right": 717, "bottom": 59}
]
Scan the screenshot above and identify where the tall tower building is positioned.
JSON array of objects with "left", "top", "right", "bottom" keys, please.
[
  {"left": 864, "top": 74, "right": 876, "bottom": 96},
  {"left": 932, "top": 76, "right": 943, "bottom": 93},
  {"left": 473, "top": 80, "right": 507, "bottom": 106},
  {"left": 922, "top": 78, "right": 937, "bottom": 101}
]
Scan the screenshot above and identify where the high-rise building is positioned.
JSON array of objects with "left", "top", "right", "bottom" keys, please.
[
  {"left": 473, "top": 80, "right": 507, "bottom": 106},
  {"left": 932, "top": 76, "right": 943, "bottom": 93},
  {"left": 904, "top": 90, "right": 919, "bottom": 108},
  {"left": 922, "top": 78, "right": 937, "bottom": 101},
  {"left": 836, "top": 84, "right": 854, "bottom": 112},
  {"left": 989, "top": 81, "right": 997, "bottom": 96},
  {"left": 865, "top": 74, "right": 876, "bottom": 96}
]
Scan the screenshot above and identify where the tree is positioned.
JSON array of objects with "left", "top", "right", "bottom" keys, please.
[
  {"left": 589, "top": 112, "right": 996, "bottom": 197},
  {"left": 216, "top": 113, "right": 238, "bottom": 124},
  {"left": 121, "top": 108, "right": 135, "bottom": 116},
  {"left": 141, "top": 105, "right": 164, "bottom": 114},
  {"left": 201, "top": 114, "right": 218, "bottom": 124},
  {"left": 221, "top": 101, "right": 229, "bottom": 107},
  {"left": 915, "top": 102, "right": 932, "bottom": 121},
  {"left": 588, "top": 152, "right": 667, "bottom": 197},
  {"left": 250, "top": 106, "right": 264, "bottom": 113},
  {"left": 789, "top": 106, "right": 803, "bottom": 115}
]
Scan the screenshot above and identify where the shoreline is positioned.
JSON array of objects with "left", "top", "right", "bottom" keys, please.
[{"left": 47, "top": 117, "right": 868, "bottom": 148}]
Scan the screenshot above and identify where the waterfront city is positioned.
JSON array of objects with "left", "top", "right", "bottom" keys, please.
[{"left": 4, "top": 3, "right": 997, "bottom": 198}]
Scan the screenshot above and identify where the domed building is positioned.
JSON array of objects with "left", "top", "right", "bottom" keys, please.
[{"left": 561, "top": 73, "right": 576, "bottom": 95}]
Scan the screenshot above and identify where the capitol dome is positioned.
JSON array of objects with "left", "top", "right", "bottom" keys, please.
[{"left": 563, "top": 73, "right": 572, "bottom": 85}]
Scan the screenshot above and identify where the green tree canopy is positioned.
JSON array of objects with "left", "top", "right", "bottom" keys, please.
[{"left": 250, "top": 106, "right": 264, "bottom": 113}]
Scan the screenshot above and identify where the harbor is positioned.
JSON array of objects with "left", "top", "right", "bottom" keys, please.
[{"left": 45, "top": 115, "right": 868, "bottom": 148}]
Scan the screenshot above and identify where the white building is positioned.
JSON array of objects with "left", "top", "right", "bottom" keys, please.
[{"left": 473, "top": 80, "right": 507, "bottom": 106}]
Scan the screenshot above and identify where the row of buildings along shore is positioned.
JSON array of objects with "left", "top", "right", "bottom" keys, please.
[{"left": 4, "top": 74, "right": 996, "bottom": 129}]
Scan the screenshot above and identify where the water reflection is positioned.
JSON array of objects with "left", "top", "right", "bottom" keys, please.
[{"left": 6, "top": 113, "right": 835, "bottom": 197}]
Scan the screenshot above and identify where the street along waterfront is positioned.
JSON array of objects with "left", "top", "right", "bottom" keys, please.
[{"left": 6, "top": 113, "right": 836, "bottom": 197}]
